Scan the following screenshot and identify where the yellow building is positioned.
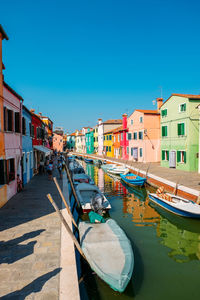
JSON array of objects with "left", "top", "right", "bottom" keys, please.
[
  {"left": 103, "top": 129, "right": 114, "bottom": 157},
  {"left": 93, "top": 125, "right": 98, "bottom": 154}
]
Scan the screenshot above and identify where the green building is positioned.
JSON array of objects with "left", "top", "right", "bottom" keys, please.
[
  {"left": 160, "top": 94, "right": 200, "bottom": 171},
  {"left": 86, "top": 128, "right": 94, "bottom": 154}
]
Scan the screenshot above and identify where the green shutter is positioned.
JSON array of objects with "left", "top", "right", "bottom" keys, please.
[
  {"left": 178, "top": 124, "right": 181, "bottom": 136},
  {"left": 183, "top": 103, "right": 186, "bottom": 111},
  {"left": 162, "top": 150, "right": 165, "bottom": 160},
  {"left": 166, "top": 151, "right": 169, "bottom": 161},
  {"left": 162, "top": 127, "right": 164, "bottom": 137},
  {"left": 177, "top": 151, "right": 181, "bottom": 162},
  {"left": 183, "top": 151, "right": 186, "bottom": 163},
  {"left": 181, "top": 123, "right": 185, "bottom": 135}
]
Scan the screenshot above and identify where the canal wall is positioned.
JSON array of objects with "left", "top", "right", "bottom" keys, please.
[{"left": 72, "top": 152, "right": 200, "bottom": 202}]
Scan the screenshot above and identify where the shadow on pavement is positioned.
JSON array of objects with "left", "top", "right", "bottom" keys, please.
[
  {"left": 0, "top": 229, "right": 45, "bottom": 264},
  {"left": 0, "top": 169, "right": 63, "bottom": 232},
  {"left": 0, "top": 267, "right": 61, "bottom": 299}
]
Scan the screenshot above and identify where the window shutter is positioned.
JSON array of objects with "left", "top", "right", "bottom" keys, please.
[
  {"left": 177, "top": 151, "right": 181, "bottom": 162},
  {"left": 183, "top": 151, "right": 186, "bottom": 163},
  {"left": 182, "top": 123, "right": 185, "bottom": 135},
  {"left": 162, "top": 150, "right": 165, "bottom": 160},
  {"left": 162, "top": 126, "right": 164, "bottom": 137},
  {"left": 177, "top": 124, "right": 181, "bottom": 136},
  {"left": 166, "top": 151, "right": 169, "bottom": 161}
]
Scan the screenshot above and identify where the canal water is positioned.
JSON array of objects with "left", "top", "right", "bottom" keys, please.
[{"left": 80, "top": 162, "right": 200, "bottom": 300}]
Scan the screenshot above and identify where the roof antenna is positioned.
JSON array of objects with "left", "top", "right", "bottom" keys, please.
[{"left": 159, "top": 86, "right": 163, "bottom": 98}]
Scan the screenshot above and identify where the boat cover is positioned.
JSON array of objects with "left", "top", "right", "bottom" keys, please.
[{"left": 79, "top": 219, "right": 134, "bottom": 292}]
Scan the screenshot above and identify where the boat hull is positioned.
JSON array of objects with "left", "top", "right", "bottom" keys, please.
[
  {"left": 149, "top": 194, "right": 200, "bottom": 219},
  {"left": 120, "top": 173, "right": 146, "bottom": 187},
  {"left": 79, "top": 219, "right": 134, "bottom": 292}
]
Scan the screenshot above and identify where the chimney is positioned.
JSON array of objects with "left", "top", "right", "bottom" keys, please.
[
  {"left": 156, "top": 98, "right": 163, "bottom": 111},
  {"left": 30, "top": 109, "right": 35, "bottom": 113},
  {"left": 122, "top": 113, "right": 127, "bottom": 129},
  {"left": 39, "top": 112, "right": 42, "bottom": 117},
  {"left": 98, "top": 118, "right": 102, "bottom": 125}
]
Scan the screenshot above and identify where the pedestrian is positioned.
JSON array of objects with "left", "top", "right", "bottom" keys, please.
[{"left": 47, "top": 160, "right": 53, "bottom": 180}]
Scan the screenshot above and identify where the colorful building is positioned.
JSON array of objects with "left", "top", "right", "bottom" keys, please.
[
  {"left": 3, "top": 81, "right": 23, "bottom": 201},
  {"left": 40, "top": 114, "right": 53, "bottom": 149},
  {"left": 53, "top": 133, "right": 63, "bottom": 153},
  {"left": 128, "top": 99, "right": 162, "bottom": 163},
  {"left": 160, "top": 94, "right": 200, "bottom": 171},
  {"left": 75, "top": 130, "right": 84, "bottom": 153},
  {"left": 103, "top": 129, "right": 114, "bottom": 157},
  {"left": 86, "top": 128, "right": 94, "bottom": 154},
  {"left": 67, "top": 132, "right": 76, "bottom": 150},
  {"left": 98, "top": 118, "right": 122, "bottom": 156},
  {"left": 113, "top": 126, "right": 123, "bottom": 158},
  {"left": 120, "top": 113, "right": 129, "bottom": 160},
  {"left": 93, "top": 125, "right": 98, "bottom": 154},
  {"left": 22, "top": 105, "right": 33, "bottom": 185},
  {"left": 0, "top": 25, "right": 8, "bottom": 207}
]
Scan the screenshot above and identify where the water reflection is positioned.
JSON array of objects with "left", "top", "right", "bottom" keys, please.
[{"left": 83, "top": 163, "right": 200, "bottom": 265}]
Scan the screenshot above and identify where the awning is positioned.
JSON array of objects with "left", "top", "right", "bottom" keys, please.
[{"left": 33, "top": 145, "right": 52, "bottom": 156}]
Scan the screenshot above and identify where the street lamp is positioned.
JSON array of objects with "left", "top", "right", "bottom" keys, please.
[{"left": 197, "top": 104, "right": 200, "bottom": 173}]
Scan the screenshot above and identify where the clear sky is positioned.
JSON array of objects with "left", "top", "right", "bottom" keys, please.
[{"left": 1, "top": 0, "right": 200, "bottom": 132}]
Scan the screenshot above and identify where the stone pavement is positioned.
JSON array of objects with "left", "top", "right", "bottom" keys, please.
[
  {"left": 0, "top": 168, "right": 63, "bottom": 299},
  {"left": 73, "top": 152, "right": 200, "bottom": 192}
]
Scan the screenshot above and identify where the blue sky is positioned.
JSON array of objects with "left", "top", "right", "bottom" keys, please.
[{"left": 1, "top": 0, "right": 200, "bottom": 132}]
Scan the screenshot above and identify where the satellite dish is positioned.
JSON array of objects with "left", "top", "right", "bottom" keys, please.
[{"left": 152, "top": 100, "right": 156, "bottom": 105}]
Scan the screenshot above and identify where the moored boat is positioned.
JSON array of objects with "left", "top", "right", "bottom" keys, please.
[
  {"left": 84, "top": 158, "right": 93, "bottom": 164},
  {"left": 107, "top": 166, "right": 129, "bottom": 175},
  {"left": 93, "top": 159, "right": 102, "bottom": 166},
  {"left": 73, "top": 173, "right": 94, "bottom": 185},
  {"left": 120, "top": 173, "right": 146, "bottom": 187},
  {"left": 78, "top": 219, "right": 134, "bottom": 292},
  {"left": 149, "top": 192, "right": 200, "bottom": 218},
  {"left": 75, "top": 182, "right": 111, "bottom": 213}
]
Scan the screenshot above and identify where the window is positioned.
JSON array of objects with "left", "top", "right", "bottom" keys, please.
[
  {"left": 177, "top": 123, "right": 185, "bottom": 136},
  {"left": 131, "top": 148, "right": 134, "bottom": 156},
  {"left": 179, "top": 103, "right": 186, "bottom": 112},
  {"left": 131, "top": 120, "right": 133, "bottom": 125},
  {"left": 22, "top": 117, "right": 26, "bottom": 135},
  {"left": 139, "top": 148, "right": 143, "bottom": 157},
  {"left": 0, "top": 160, "right": 7, "bottom": 185},
  {"left": 140, "top": 117, "right": 143, "bottom": 123},
  {"left": 162, "top": 126, "right": 168, "bottom": 137},
  {"left": 161, "top": 150, "right": 169, "bottom": 161},
  {"left": 109, "top": 146, "right": 111, "bottom": 152},
  {"left": 7, "top": 109, "right": 13, "bottom": 132},
  {"left": 139, "top": 131, "right": 143, "bottom": 140},
  {"left": 161, "top": 109, "right": 167, "bottom": 117},
  {"left": 106, "top": 146, "right": 108, "bottom": 152},
  {"left": 128, "top": 133, "right": 132, "bottom": 140},
  {"left": 109, "top": 135, "right": 112, "bottom": 140},
  {"left": 15, "top": 112, "right": 20, "bottom": 133},
  {"left": 7, "top": 158, "right": 15, "bottom": 182},
  {"left": 177, "top": 151, "right": 186, "bottom": 163},
  {"left": 121, "top": 133, "right": 123, "bottom": 140},
  {"left": 127, "top": 147, "right": 129, "bottom": 154},
  {"left": 133, "top": 132, "right": 137, "bottom": 140},
  {"left": 31, "top": 125, "right": 35, "bottom": 138}
]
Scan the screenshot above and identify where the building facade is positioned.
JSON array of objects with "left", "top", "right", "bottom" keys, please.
[
  {"left": 160, "top": 94, "right": 200, "bottom": 171},
  {"left": 93, "top": 125, "right": 98, "bottom": 154},
  {"left": 40, "top": 115, "right": 53, "bottom": 149},
  {"left": 86, "top": 128, "right": 94, "bottom": 154},
  {"left": 53, "top": 133, "right": 63, "bottom": 153},
  {"left": 67, "top": 132, "right": 75, "bottom": 150},
  {"left": 3, "top": 82, "right": 23, "bottom": 201},
  {"left": 0, "top": 25, "right": 8, "bottom": 207},
  {"left": 113, "top": 126, "right": 123, "bottom": 159},
  {"left": 22, "top": 105, "right": 33, "bottom": 185},
  {"left": 103, "top": 129, "right": 114, "bottom": 157}
]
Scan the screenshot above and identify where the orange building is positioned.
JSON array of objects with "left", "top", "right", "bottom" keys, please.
[
  {"left": 0, "top": 25, "right": 8, "bottom": 206},
  {"left": 113, "top": 126, "right": 123, "bottom": 159}
]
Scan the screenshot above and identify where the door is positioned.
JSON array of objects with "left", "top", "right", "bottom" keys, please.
[
  {"left": 169, "top": 151, "right": 176, "bottom": 168},
  {"left": 27, "top": 152, "right": 30, "bottom": 182},
  {"left": 133, "top": 147, "right": 138, "bottom": 160}
]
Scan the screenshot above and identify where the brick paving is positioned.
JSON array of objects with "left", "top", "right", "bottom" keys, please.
[{"left": 0, "top": 167, "right": 63, "bottom": 299}]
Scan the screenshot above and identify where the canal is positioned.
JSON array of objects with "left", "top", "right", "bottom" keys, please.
[{"left": 79, "top": 162, "right": 200, "bottom": 300}]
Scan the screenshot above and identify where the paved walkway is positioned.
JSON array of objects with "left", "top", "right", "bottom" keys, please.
[
  {"left": 0, "top": 167, "right": 74, "bottom": 299},
  {"left": 73, "top": 152, "right": 200, "bottom": 194}
]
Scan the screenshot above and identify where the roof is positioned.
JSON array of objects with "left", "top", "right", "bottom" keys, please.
[
  {"left": 0, "top": 25, "right": 9, "bottom": 40},
  {"left": 135, "top": 109, "right": 160, "bottom": 115},
  {"left": 22, "top": 105, "right": 32, "bottom": 116},
  {"left": 112, "top": 126, "right": 123, "bottom": 133},
  {"left": 103, "top": 119, "right": 122, "bottom": 125},
  {"left": 70, "top": 133, "right": 76, "bottom": 136},
  {"left": 40, "top": 116, "right": 53, "bottom": 123},
  {"left": 104, "top": 128, "right": 117, "bottom": 134},
  {"left": 3, "top": 81, "right": 24, "bottom": 101},
  {"left": 160, "top": 93, "right": 200, "bottom": 109}
]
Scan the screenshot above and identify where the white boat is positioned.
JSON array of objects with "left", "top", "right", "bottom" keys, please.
[
  {"left": 107, "top": 166, "right": 129, "bottom": 175},
  {"left": 75, "top": 182, "right": 111, "bottom": 213},
  {"left": 78, "top": 219, "right": 134, "bottom": 292},
  {"left": 149, "top": 193, "right": 200, "bottom": 218}
]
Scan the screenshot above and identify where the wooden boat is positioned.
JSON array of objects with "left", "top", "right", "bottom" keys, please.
[
  {"left": 84, "top": 158, "right": 93, "bottom": 164},
  {"left": 149, "top": 192, "right": 200, "bottom": 218},
  {"left": 75, "top": 182, "right": 111, "bottom": 213},
  {"left": 120, "top": 173, "right": 146, "bottom": 187},
  {"left": 101, "top": 164, "right": 116, "bottom": 172},
  {"left": 78, "top": 219, "right": 134, "bottom": 292},
  {"left": 73, "top": 173, "right": 94, "bottom": 185}
]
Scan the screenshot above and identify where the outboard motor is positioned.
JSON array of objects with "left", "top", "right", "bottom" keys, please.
[{"left": 91, "top": 191, "right": 105, "bottom": 215}]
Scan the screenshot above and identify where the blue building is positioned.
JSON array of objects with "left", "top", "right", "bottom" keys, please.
[{"left": 22, "top": 105, "right": 33, "bottom": 185}]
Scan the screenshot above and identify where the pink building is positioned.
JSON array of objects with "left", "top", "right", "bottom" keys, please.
[
  {"left": 53, "top": 133, "right": 63, "bottom": 152},
  {"left": 3, "top": 82, "right": 23, "bottom": 201},
  {"left": 127, "top": 98, "right": 163, "bottom": 163}
]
